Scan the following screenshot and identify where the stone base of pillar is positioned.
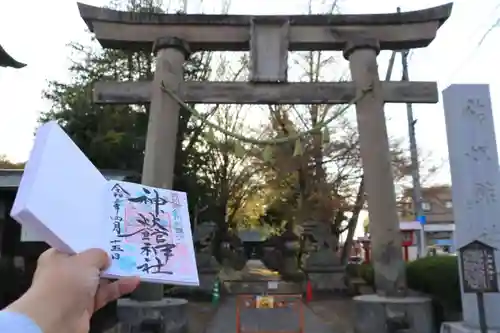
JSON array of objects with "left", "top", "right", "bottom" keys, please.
[
  {"left": 116, "top": 298, "right": 188, "bottom": 333},
  {"left": 353, "top": 294, "right": 433, "bottom": 333},
  {"left": 165, "top": 273, "right": 216, "bottom": 299},
  {"left": 441, "top": 322, "right": 499, "bottom": 333}
]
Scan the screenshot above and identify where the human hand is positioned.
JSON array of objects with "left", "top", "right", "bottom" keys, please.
[{"left": 7, "top": 248, "right": 140, "bottom": 333}]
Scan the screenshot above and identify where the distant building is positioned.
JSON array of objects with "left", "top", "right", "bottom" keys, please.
[{"left": 399, "top": 185, "right": 455, "bottom": 252}]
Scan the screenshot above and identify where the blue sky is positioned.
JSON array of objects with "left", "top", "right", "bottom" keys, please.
[{"left": 1, "top": 0, "right": 500, "bottom": 189}]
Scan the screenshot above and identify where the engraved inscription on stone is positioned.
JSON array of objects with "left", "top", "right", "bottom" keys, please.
[
  {"left": 460, "top": 241, "right": 498, "bottom": 293},
  {"left": 474, "top": 182, "right": 496, "bottom": 204},
  {"left": 465, "top": 145, "right": 491, "bottom": 162},
  {"left": 466, "top": 181, "right": 497, "bottom": 211},
  {"left": 463, "top": 98, "right": 486, "bottom": 123}
]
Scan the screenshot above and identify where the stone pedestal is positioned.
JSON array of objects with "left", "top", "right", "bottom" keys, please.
[
  {"left": 117, "top": 298, "right": 188, "bottom": 333},
  {"left": 304, "top": 251, "right": 346, "bottom": 292},
  {"left": 218, "top": 263, "right": 245, "bottom": 293},
  {"left": 441, "top": 322, "right": 498, "bottom": 333},
  {"left": 306, "top": 269, "right": 346, "bottom": 292},
  {"left": 196, "top": 253, "right": 220, "bottom": 293},
  {"left": 354, "top": 294, "right": 434, "bottom": 333},
  {"left": 281, "top": 255, "right": 298, "bottom": 274}
]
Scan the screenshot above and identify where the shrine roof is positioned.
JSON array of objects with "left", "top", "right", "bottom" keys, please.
[
  {"left": 0, "top": 45, "right": 25, "bottom": 69},
  {"left": 0, "top": 169, "right": 138, "bottom": 190}
]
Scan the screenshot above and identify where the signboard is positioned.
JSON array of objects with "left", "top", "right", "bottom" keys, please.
[
  {"left": 256, "top": 296, "right": 274, "bottom": 308},
  {"left": 417, "top": 215, "right": 426, "bottom": 225},
  {"left": 267, "top": 281, "right": 279, "bottom": 289},
  {"left": 459, "top": 240, "right": 498, "bottom": 293}
]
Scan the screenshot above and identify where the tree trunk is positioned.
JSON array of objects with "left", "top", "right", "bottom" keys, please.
[{"left": 341, "top": 176, "right": 365, "bottom": 264}]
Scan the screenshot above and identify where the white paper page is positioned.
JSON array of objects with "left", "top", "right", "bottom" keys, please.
[
  {"left": 10, "top": 121, "right": 108, "bottom": 253},
  {"left": 103, "top": 181, "right": 199, "bottom": 286}
]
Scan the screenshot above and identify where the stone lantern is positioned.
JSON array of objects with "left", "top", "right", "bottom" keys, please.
[{"left": 277, "top": 222, "right": 301, "bottom": 277}]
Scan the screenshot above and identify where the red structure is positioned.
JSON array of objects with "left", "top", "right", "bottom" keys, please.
[
  {"left": 359, "top": 226, "right": 417, "bottom": 263},
  {"left": 359, "top": 237, "right": 371, "bottom": 263},
  {"left": 305, "top": 280, "right": 312, "bottom": 303},
  {"left": 401, "top": 230, "right": 414, "bottom": 262}
]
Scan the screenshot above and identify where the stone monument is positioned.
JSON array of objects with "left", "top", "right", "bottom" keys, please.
[
  {"left": 78, "top": 3, "right": 452, "bottom": 332},
  {"left": 441, "top": 84, "right": 500, "bottom": 333}
]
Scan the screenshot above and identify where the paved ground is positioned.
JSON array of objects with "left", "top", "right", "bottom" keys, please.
[
  {"left": 206, "top": 297, "right": 333, "bottom": 333},
  {"left": 204, "top": 260, "right": 334, "bottom": 333},
  {"left": 187, "top": 301, "right": 218, "bottom": 333},
  {"left": 307, "top": 298, "right": 355, "bottom": 333},
  {"left": 104, "top": 260, "right": 345, "bottom": 333}
]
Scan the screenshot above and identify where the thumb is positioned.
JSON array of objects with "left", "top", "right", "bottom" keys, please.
[
  {"left": 77, "top": 248, "right": 110, "bottom": 271},
  {"left": 94, "top": 277, "right": 140, "bottom": 311}
]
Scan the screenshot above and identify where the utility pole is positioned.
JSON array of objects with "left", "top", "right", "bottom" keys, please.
[{"left": 400, "top": 41, "right": 426, "bottom": 257}]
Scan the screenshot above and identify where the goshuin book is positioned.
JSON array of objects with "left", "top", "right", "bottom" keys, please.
[{"left": 11, "top": 121, "right": 199, "bottom": 286}]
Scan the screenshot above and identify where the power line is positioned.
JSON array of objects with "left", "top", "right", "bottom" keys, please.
[
  {"left": 397, "top": 6, "right": 425, "bottom": 257},
  {"left": 441, "top": 3, "right": 500, "bottom": 84},
  {"left": 396, "top": 1, "right": 500, "bottom": 86}
]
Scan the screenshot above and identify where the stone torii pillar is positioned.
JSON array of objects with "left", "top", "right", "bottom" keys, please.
[
  {"left": 117, "top": 36, "right": 191, "bottom": 333},
  {"left": 345, "top": 38, "right": 406, "bottom": 296},
  {"left": 344, "top": 39, "right": 433, "bottom": 333}
]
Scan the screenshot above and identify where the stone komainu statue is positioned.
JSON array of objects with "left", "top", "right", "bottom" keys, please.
[
  {"left": 193, "top": 221, "right": 217, "bottom": 253},
  {"left": 301, "top": 221, "right": 338, "bottom": 252},
  {"left": 195, "top": 222, "right": 246, "bottom": 270}
]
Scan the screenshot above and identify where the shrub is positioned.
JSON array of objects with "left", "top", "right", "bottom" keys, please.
[
  {"left": 406, "top": 255, "right": 461, "bottom": 312},
  {"left": 345, "top": 263, "right": 361, "bottom": 278},
  {"left": 358, "top": 263, "right": 375, "bottom": 287},
  {"left": 358, "top": 256, "right": 461, "bottom": 324}
]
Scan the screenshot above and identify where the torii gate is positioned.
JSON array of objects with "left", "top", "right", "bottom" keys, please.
[{"left": 79, "top": 4, "right": 452, "bottom": 333}]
